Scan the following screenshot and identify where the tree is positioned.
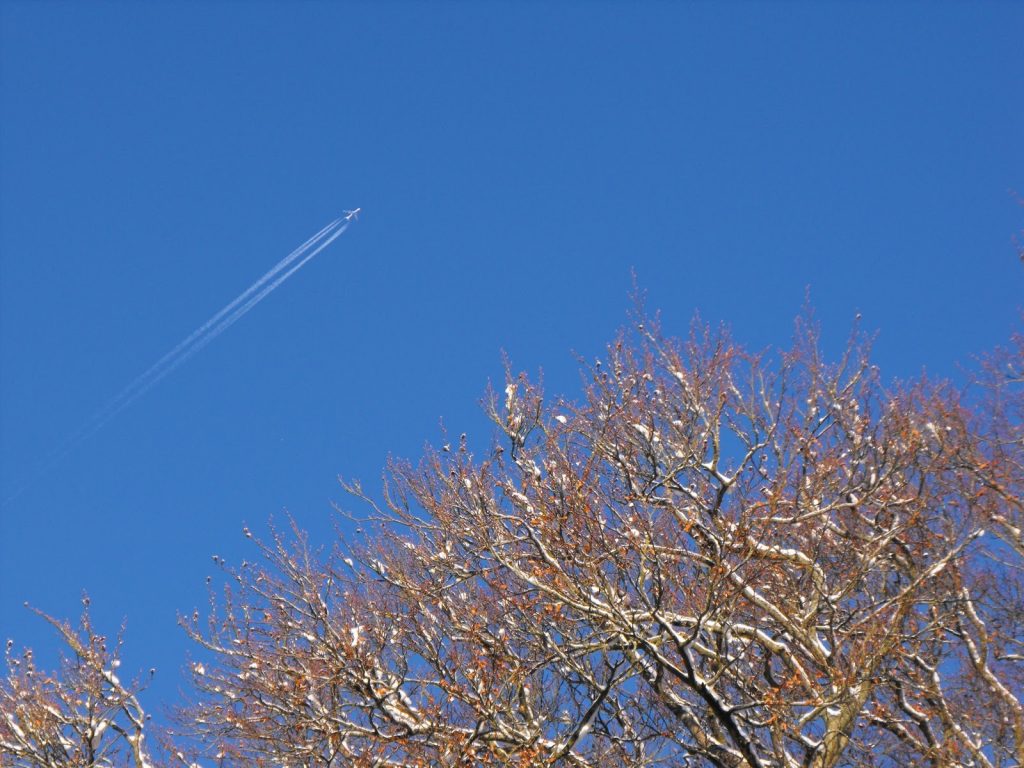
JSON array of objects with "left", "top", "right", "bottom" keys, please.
[
  {"left": 1, "top": 602, "right": 158, "bottom": 767},
  {"left": 5, "top": 315, "right": 1023, "bottom": 768},
  {"left": 178, "top": 317, "right": 1022, "bottom": 768}
]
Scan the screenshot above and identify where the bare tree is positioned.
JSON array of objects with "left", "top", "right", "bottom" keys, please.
[
  {"left": 175, "top": 316, "right": 1022, "bottom": 768},
  {"left": 1, "top": 601, "right": 159, "bottom": 768}
]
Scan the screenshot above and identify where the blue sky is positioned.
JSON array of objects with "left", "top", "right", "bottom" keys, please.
[{"left": 1, "top": 1, "right": 1021, "bottom": 710}]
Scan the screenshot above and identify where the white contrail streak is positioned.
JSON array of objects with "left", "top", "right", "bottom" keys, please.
[
  {"left": 166, "top": 222, "right": 350, "bottom": 361},
  {"left": 97, "top": 217, "right": 343, "bottom": 421},
  {"left": 2, "top": 215, "right": 353, "bottom": 507},
  {"left": 102, "top": 220, "right": 350, "bottom": 421}
]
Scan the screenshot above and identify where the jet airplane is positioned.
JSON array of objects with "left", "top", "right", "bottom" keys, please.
[{"left": 344, "top": 208, "right": 361, "bottom": 221}]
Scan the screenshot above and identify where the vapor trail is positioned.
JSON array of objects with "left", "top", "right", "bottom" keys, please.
[
  {"left": 102, "top": 220, "right": 350, "bottom": 422},
  {"left": 2, "top": 215, "right": 352, "bottom": 507},
  {"left": 96, "top": 216, "right": 343, "bottom": 422},
  {"left": 168, "top": 221, "right": 350, "bottom": 361}
]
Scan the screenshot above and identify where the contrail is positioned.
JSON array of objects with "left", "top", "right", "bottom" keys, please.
[
  {"left": 95, "top": 217, "right": 344, "bottom": 422},
  {"left": 164, "top": 222, "right": 350, "bottom": 363},
  {"left": 100, "top": 220, "right": 350, "bottom": 422},
  {"left": 2, "top": 215, "right": 353, "bottom": 506}
]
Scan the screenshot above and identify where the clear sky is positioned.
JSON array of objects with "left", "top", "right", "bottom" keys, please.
[{"left": 1, "top": 1, "right": 1021, "bottom": 711}]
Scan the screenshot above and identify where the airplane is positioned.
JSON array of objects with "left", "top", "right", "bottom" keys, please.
[{"left": 344, "top": 208, "right": 361, "bottom": 221}]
